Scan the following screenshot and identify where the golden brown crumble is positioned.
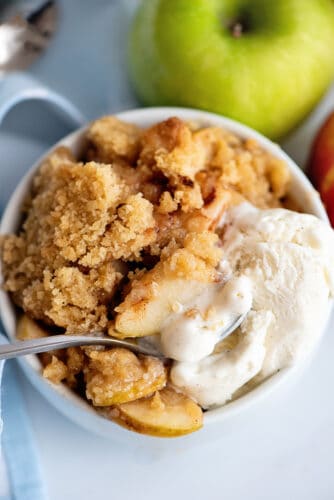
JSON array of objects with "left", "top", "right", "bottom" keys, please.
[
  {"left": 1, "top": 115, "right": 290, "bottom": 433},
  {"left": 2, "top": 116, "right": 289, "bottom": 335},
  {"left": 43, "top": 355, "right": 68, "bottom": 384},
  {"left": 84, "top": 348, "right": 167, "bottom": 406},
  {"left": 87, "top": 116, "right": 142, "bottom": 163}
]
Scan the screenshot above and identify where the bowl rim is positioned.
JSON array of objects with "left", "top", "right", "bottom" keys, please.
[{"left": 0, "top": 105, "right": 331, "bottom": 433}]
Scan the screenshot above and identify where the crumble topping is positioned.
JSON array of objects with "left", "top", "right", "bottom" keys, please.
[{"left": 0, "top": 115, "right": 291, "bottom": 433}]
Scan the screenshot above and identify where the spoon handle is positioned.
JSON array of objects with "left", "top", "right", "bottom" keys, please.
[
  {"left": 0, "top": 335, "right": 161, "bottom": 360},
  {"left": 0, "top": 313, "right": 249, "bottom": 360}
]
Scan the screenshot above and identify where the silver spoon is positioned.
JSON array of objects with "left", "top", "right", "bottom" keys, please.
[
  {"left": 0, "top": 313, "right": 248, "bottom": 361},
  {"left": 0, "top": 0, "right": 57, "bottom": 73}
]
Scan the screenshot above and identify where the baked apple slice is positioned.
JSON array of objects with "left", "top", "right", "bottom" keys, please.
[
  {"left": 114, "top": 275, "right": 208, "bottom": 337},
  {"left": 16, "top": 314, "right": 64, "bottom": 366},
  {"left": 111, "top": 387, "right": 203, "bottom": 437},
  {"left": 17, "top": 314, "right": 48, "bottom": 340},
  {"left": 114, "top": 232, "right": 222, "bottom": 337},
  {"left": 85, "top": 348, "right": 167, "bottom": 406}
]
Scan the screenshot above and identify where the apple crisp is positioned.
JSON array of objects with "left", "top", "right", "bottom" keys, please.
[{"left": 1, "top": 116, "right": 290, "bottom": 436}]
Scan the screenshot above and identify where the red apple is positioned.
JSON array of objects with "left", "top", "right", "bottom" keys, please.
[{"left": 309, "top": 112, "right": 334, "bottom": 226}]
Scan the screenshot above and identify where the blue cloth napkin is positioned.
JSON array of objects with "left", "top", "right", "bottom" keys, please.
[
  {"left": 0, "top": 356, "right": 48, "bottom": 500},
  {"left": 0, "top": 325, "right": 46, "bottom": 500}
]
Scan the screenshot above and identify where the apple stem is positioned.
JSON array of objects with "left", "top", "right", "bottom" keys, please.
[{"left": 231, "top": 22, "right": 243, "bottom": 38}]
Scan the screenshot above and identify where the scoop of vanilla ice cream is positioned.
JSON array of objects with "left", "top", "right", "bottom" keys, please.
[
  {"left": 223, "top": 203, "right": 334, "bottom": 379},
  {"left": 171, "top": 310, "right": 272, "bottom": 408},
  {"left": 169, "top": 203, "right": 334, "bottom": 408},
  {"left": 160, "top": 275, "right": 252, "bottom": 363}
]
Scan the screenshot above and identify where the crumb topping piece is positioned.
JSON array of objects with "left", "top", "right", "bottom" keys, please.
[{"left": 84, "top": 348, "right": 167, "bottom": 406}]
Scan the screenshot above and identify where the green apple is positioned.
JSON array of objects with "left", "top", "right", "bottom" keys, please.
[{"left": 128, "top": 0, "right": 334, "bottom": 140}]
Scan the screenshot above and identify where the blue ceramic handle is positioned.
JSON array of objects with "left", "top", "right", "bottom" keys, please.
[{"left": 0, "top": 72, "right": 86, "bottom": 128}]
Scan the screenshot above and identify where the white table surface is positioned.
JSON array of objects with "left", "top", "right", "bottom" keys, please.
[
  {"left": 2, "top": 1, "right": 334, "bottom": 498},
  {"left": 17, "top": 312, "right": 334, "bottom": 500}
]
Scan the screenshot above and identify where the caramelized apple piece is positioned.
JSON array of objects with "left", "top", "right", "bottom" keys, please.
[
  {"left": 114, "top": 275, "right": 208, "bottom": 338},
  {"left": 16, "top": 314, "right": 48, "bottom": 340},
  {"left": 16, "top": 314, "right": 66, "bottom": 371},
  {"left": 111, "top": 387, "right": 203, "bottom": 437},
  {"left": 85, "top": 348, "right": 167, "bottom": 406},
  {"left": 114, "top": 231, "right": 222, "bottom": 338}
]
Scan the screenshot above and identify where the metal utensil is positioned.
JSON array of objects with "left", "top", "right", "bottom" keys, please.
[
  {"left": 0, "top": 313, "right": 248, "bottom": 361},
  {"left": 0, "top": 0, "right": 57, "bottom": 72}
]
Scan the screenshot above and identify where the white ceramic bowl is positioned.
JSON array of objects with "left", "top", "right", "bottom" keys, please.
[{"left": 0, "top": 107, "right": 331, "bottom": 441}]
